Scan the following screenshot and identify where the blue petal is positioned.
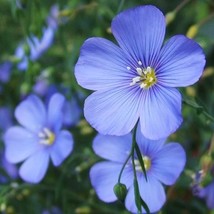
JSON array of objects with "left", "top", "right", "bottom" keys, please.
[
  {"left": 125, "top": 174, "right": 166, "bottom": 213},
  {"left": 84, "top": 87, "right": 143, "bottom": 136},
  {"left": 47, "top": 93, "right": 65, "bottom": 132},
  {"left": 30, "top": 27, "right": 55, "bottom": 61},
  {"left": 112, "top": 5, "right": 166, "bottom": 67},
  {"left": 151, "top": 143, "right": 186, "bottom": 185},
  {"left": 90, "top": 161, "right": 133, "bottom": 203},
  {"left": 136, "top": 124, "right": 165, "bottom": 158},
  {"left": 19, "top": 149, "right": 49, "bottom": 183},
  {"left": 92, "top": 133, "right": 132, "bottom": 163},
  {"left": 50, "top": 130, "right": 73, "bottom": 166},
  {"left": 15, "top": 95, "right": 46, "bottom": 132},
  {"left": 75, "top": 37, "right": 133, "bottom": 91},
  {"left": 140, "top": 86, "right": 183, "bottom": 140},
  {"left": 4, "top": 126, "right": 41, "bottom": 163},
  {"left": 157, "top": 35, "right": 205, "bottom": 87},
  {"left": 205, "top": 182, "right": 214, "bottom": 209},
  {"left": 62, "top": 98, "right": 81, "bottom": 127}
]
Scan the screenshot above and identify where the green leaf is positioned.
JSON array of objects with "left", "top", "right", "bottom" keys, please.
[
  {"left": 134, "top": 143, "right": 147, "bottom": 181},
  {"left": 140, "top": 197, "right": 150, "bottom": 214},
  {"left": 133, "top": 178, "right": 142, "bottom": 213},
  {"left": 133, "top": 178, "right": 150, "bottom": 214}
]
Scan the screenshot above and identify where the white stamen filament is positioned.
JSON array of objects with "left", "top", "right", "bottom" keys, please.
[
  {"left": 136, "top": 67, "right": 143, "bottom": 75},
  {"left": 138, "top": 60, "right": 142, "bottom": 66},
  {"left": 38, "top": 127, "right": 55, "bottom": 145},
  {"left": 129, "top": 65, "right": 157, "bottom": 89}
]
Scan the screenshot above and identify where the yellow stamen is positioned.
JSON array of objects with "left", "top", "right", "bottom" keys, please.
[
  {"left": 38, "top": 128, "right": 55, "bottom": 145},
  {"left": 129, "top": 66, "right": 157, "bottom": 89},
  {"left": 134, "top": 155, "right": 151, "bottom": 172}
]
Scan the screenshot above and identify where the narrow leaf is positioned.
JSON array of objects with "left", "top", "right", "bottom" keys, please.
[
  {"left": 133, "top": 177, "right": 142, "bottom": 213},
  {"left": 140, "top": 197, "right": 150, "bottom": 214},
  {"left": 135, "top": 143, "right": 147, "bottom": 181}
]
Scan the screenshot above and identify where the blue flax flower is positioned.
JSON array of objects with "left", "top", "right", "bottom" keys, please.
[
  {"left": 90, "top": 125, "right": 186, "bottom": 213},
  {"left": 198, "top": 181, "right": 214, "bottom": 209},
  {"left": 16, "top": 5, "right": 58, "bottom": 71},
  {"left": 75, "top": 5, "right": 205, "bottom": 140},
  {"left": 4, "top": 93, "right": 73, "bottom": 183}
]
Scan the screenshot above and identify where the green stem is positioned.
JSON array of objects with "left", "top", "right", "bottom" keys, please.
[
  {"left": 174, "top": 0, "right": 191, "bottom": 13},
  {"left": 182, "top": 97, "right": 214, "bottom": 122},
  {"left": 131, "top": 125, "right": 142, "bottom": 213},
  {"left": 118, "top": 152, "right": 132, "bottom": 183},
  {"left": 117, "top": 0, "right": 125, "bottom": 13}
]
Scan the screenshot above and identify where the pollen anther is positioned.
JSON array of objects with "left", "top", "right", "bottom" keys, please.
[
  {"left": 38, "top": 127, "right": 55, "bottom": 145},
  {"left": 130, "top": 66, "right": 157, "bottom": 89}
]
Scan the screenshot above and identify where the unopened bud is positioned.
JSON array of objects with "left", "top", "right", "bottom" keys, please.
[
  {"left": 200, "top": 155, "right": 212, "bottom": 173},
  {"left": 186, "top": 24, "right": 199, "bottom": 39},
  {"left": 165, "top": 12, "right": 176, "bottom": 25},
  {"left": 113, "top": 183, "right": 127, "bottom": 202}
]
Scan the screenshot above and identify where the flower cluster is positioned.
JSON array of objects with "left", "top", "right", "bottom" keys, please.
[
  {"left": 74, "top": 4, "right": 206, "bottom": 213},
  {"left": 1, "top": 3, "right": 210, "bottom": 214}
]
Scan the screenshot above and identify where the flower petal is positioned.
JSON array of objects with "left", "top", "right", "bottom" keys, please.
[
  {"left": 204, "top": 182, "right": 214, "bottom": 209},
  {"left": 47, "top": 93, "right": 65, "bottom": 132},
  {"left": 90, "top": 161, "right": 133, "bottom": 203},
  {"left": 84, "top": 87, "right": 143, "bottom": 136},
  {"left": 157, "top": 35, "right": 205, "bottom": 87},
  {"left": 152, "top": 143, "right": 186, "bottom": 185},
  {"left": 140, "top": 86, "right": 183, "bottom": 140},
  {"left": 92, "top": 133, "right": 132, "bottom": 163},
  {"left": 136, "top": 123, "right": 165, "bottom": 158},
  {"left": 125, "top": 174, "right": 166, "bottom": 213},
  {"left": 75, "top": 37, "right": 133, "bottom": 91},
  {"left": 4, "top": 126, "right": 41, "bottom": 163},
  {"left": 50, "top": 130, "right": 74, "bottom": 166},
  {"left": 19, "top": 149, "right": 49, "bottom": 183},
  {"left": 15, "top": 95, "right": 46, "bottom": 132},
  {"left": 112, "top": 5, "right": 166, "bottom": 67}
]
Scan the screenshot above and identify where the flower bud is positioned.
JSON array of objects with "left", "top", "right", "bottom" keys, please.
[
  {"left": 186, "top": 24, "right": 199, "bottom": 39},
  {"left": 113, "top": 183, "right": 127, "bottom": 202},
  {"left": 200, "top": 154, "right": 212, "bottom": 173},
  {"left": 165, "top": 12, "right": 176, "bottom": 25}
]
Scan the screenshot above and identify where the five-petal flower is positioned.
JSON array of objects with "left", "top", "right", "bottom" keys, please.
[
  {"left": 75, "top": 5, "right": 205, "bottom": 140},
  {"left": 4, "top": 93, "right": 74, "bottom": 183},
  {"left": 90, "top": 124, "right": 186, "bottom": 213}
]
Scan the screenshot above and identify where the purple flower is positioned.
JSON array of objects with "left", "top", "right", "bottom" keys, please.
[
  {"left": 90, "top": 125, "right": 186, "bottom": 213},
  {"left": 75, "top": 5, "right": 205, "bottom": 140},
  {"left": 0, "top": 151, "right": 18, "bottom": 183},
  {"left": 33, "top": 81, "right": 82, "bottom": 127},
  {"left": 62, "top": 98, "right": 81, "bottom": 127},
  {"left": 4, "top": 93, "right": 74, "bottom": 183},
  {"left": 16, "top": 27, "right": 55, "bottom": 71},
  {"left": 197, "top": 181, "right": 214, "bottom": 209},
  {"left": 15, "top": 5, "right": 58, "bottom": 71},
  {"left": 0, "top": 107, "right": 13, "bottom": 131},
  {"left": 46, "top": 5, "right": 59, "bottom": 31},
  {"left": 0, "top": 62, "right": 12, "bottom": 83}
]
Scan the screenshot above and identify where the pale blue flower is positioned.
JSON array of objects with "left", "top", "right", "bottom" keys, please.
[
  {"left": 4, "top": 93, "right": 73, "bottom": 183},
  {"left": 90, "top": 124, "right": 186, "bottom": 213},
  {"left": 75, "top": 5, "right": 205, "bottom": 140}
]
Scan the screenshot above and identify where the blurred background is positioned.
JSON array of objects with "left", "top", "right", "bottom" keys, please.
[{"left": 0, "top": 0, "right": 214, "bottom": 213}]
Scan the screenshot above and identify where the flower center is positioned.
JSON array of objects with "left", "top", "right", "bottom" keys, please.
[
  {"left": 128, "top": 61, "right": 157, "bottom": 89},
  {"left": 38, "top": 127, "right": 55, "bottom": 145},
  {"left": 134, "top": 156, "right": 151, "bottom": 172}
]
